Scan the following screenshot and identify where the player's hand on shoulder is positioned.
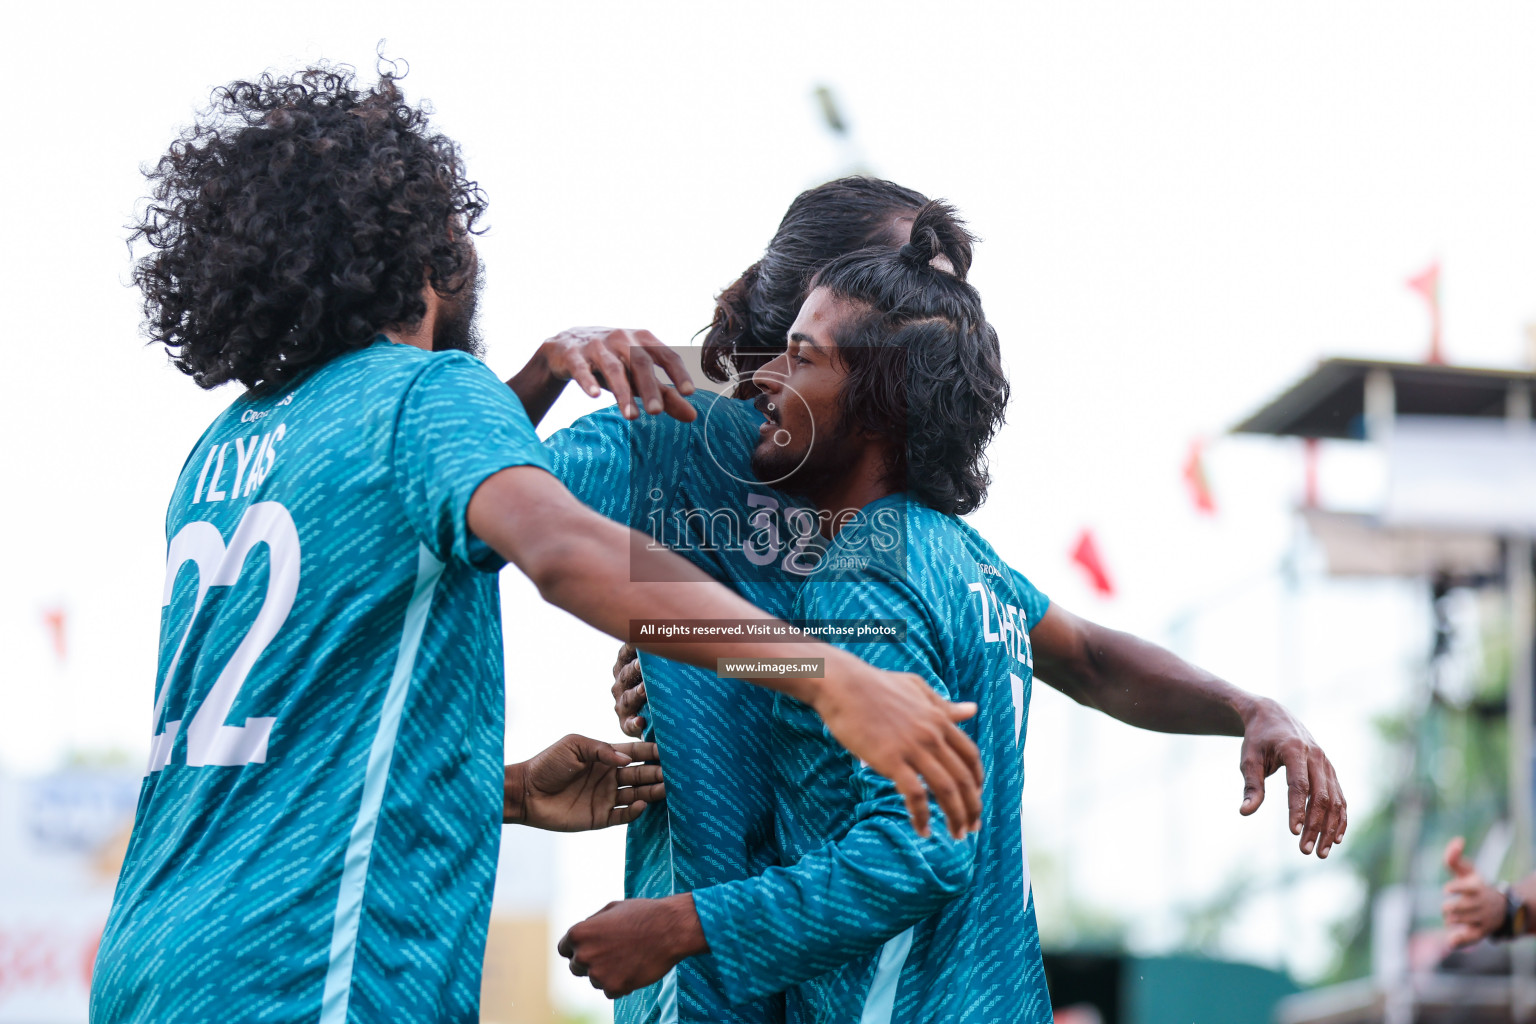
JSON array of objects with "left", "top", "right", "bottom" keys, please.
[
  {"left": 611, "top": 642, "right": 649, "bottom": 738},
  {"left": 504, "top": 734, "right": 663, "bottom": 832},
  {"left": 809, "top": 652, "right": 983, "bottom": 841},
  {"left": 540, "top": 327, "right": 697, "bottom": 422},
  {"left": 1236, "top": 697, "right": 1347, "bottom": 859}
]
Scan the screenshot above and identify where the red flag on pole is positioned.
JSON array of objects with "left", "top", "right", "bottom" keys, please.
[
  {"left": 1406, "top": 261, "right": 1443, "bottom": 364},
  {"left": 1070, "top": 529, "right": 1116, "bottom": 598},
  {"left": 41, "top": 606, "right": 67, "bottom": 664},
  {"left": 1183, "top": 438, "right": 1217, "bottom": 516}
]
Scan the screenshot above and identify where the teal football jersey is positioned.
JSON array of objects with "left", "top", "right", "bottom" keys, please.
[
  {"left": 692, "top": 495, "right": 1054, "bottom": 1024},
  {"left": 91, "top": 341, "right": 553, "bottom": 1024},
  {"left": 544, "top": 391, "right": 819, "bottom": 1024}
]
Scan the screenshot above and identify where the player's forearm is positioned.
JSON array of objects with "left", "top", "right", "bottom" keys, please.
[
  {"left": 471, "top": 467, "right": 833, "bottom": 705},
  {"left": 529, "top": 525, "right": 851, "bottom": 703},
  {"left": 693, "top": 806, "right": 971, "bottom": 1000},
  {"left": 1034, "top": 612, "right": 1250, "bottom": 736},
  {"left": 506, "top": 346, "right": 568, "bottom": 427}
]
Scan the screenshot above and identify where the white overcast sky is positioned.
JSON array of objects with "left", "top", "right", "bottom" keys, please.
[{"left": 3, "top": 1, "right": 1534, "bottom": 1011}]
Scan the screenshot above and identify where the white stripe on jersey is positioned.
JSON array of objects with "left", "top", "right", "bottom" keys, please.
[{"left": 320, "top": 544, "right": 445, "bottom": 1024}]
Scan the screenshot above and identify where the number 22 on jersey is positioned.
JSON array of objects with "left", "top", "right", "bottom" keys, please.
[{"left": 148, "top": 501, "right": 300, "bottom": 774}]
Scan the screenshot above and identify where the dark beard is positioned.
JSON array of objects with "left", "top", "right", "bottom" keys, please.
[
  {"left": 751, "top": 418, "right": 860, "bottom": 501},
  {"left": 433, "top": 263, "right": 485, "bottom": 358}
]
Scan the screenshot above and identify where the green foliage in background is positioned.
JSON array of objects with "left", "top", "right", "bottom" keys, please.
[
  {"left": 1323, "top": 620, "right": 1511, "bottom": 984},
  {"left": 1030, "top": 846, "right": 1129, "bottom": 950}
]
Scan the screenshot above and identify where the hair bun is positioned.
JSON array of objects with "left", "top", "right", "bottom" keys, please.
[
  {"left": 897, "top": 200, "right": 973, "bottom": 281},
  {"left": 899, "top": 225, "right": 944, "bottom": 270}
]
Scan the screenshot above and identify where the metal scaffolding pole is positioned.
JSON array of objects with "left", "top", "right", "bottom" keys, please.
[
  {"left": 1510, "top": 381, "right": 1535, "bottom": 1022},
  {"left": 1512, "top": 545, "right": 1534, "bottom": 877}
]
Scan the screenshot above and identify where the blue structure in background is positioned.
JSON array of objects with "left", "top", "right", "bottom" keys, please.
[{"left": 1044, "top": 951, "right": 1299, "bottom": 1024}]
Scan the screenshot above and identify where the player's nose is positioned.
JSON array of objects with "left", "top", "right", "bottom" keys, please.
[{"left": 751, "top": 352, "right": 789, "bottom": 396}]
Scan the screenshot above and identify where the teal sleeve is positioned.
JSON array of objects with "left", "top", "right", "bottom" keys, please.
[
  {"left": 391, "top": 352, "right": 554, "bottom": 572},
  {"left": 542, "top": 401, "right": 698, "bottom": 524},
  {"left": 1011, "top": 566, "right": 1050, "bottom": 629},
  {"left": 691, "top": 575, "right": 975, "bottom": 1001}
]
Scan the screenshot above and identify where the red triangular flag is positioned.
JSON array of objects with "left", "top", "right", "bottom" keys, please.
[
  {"left": 1406, "top": 261, "right": 1443, "bottom": 364},
  {"left": 1183, "top": 438, "right": 1216, "bottom": 516},
  {"left": 41, "top": 606, "right": 67, "bottom": 664},
  {"left": 1070, "top": 529, "right": 1115, "bottom": 597}
]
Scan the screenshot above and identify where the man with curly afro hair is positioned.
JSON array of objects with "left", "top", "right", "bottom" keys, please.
[{"left": 91, "top": 64, "right": 990, "bottom": 1024}]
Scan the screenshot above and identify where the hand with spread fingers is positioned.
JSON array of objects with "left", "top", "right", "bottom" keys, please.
[
  {"left": 508, "top": 326, "right": 698, "bottom": 426},
  {"left": 503, "top": 734, "right": 664, "bottom": 832},
  {"left": 810, "top": 649, "right": 982, "bottom": 840},
  {"left": 558, "top": 895, "right": 706, "bottom": 999},
  {"left": 611, "top": 643, "right": 648, "bottom": 738},
  {"left": 1236, "top": 698, "right": 1347, "bottom": 858},
  {"left": 1442, "top": 836, "right": 1525, "bottom": 947}
]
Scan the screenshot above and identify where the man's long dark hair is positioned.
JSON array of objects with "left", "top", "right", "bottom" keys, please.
[
  {"left": 813, "top": 201, "right": 1008, "bottom": 517},
  {"left": 702, "top": 176, "right": 928, "bottom": 387},
  {"left": 132, "top": 64, "right": 486, "bottom": 391}
]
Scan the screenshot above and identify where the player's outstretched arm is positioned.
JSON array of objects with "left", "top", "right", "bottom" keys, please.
[
  {"left": 1030, "top": 602, "right": 1346, "bottom": 859},
  {"left": 503, "top": 734, "right": 664, "bottom": 832},
  {"left": 507, "top": 326, "right": 697, "bottom": 426},
  {"left": 467, "top": 465, "right": 983, "bottom": 839}
]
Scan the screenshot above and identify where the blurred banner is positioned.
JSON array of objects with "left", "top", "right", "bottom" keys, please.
[
  {"left": 1299, "top": 508, "right": 1501, "bottom": 579},
  {"left": 0, "top": 769, "right": 138, "bottom": 1023},
  {"left": 0, "top": 770, "right": 560, "bottom": 1024},
  {"left": 1385, "top": 417, "right": 1536, "bottom": 535}
]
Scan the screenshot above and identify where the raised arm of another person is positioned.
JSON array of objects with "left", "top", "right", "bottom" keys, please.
[
  {"left": 1029, "top": 601, "right": 1346, "bottom": 858},
  {"left": 1442, "top": 836, "right": 1536, "bottom": 946},
  {"left": 607, "top": 597, "right": 1350, "bottom": 858},
  {"left": 507, "top": 326, "right": 697, "bottom": 426},
  {"left": 467, "top": 465, "right": 982, "bottom": 840},
  {"left": 502, "top": 734, "right": 664, "bottom": 832}
]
